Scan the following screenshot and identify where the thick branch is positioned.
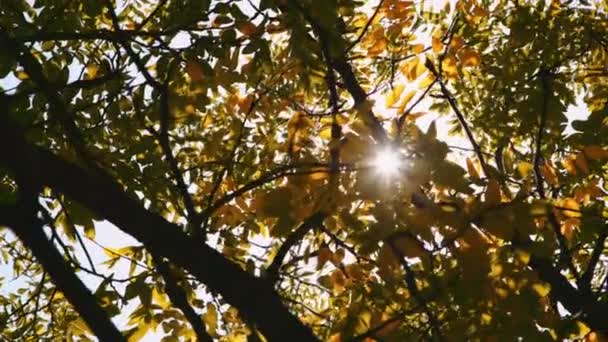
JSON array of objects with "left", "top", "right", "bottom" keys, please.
[
  {"left": 266, "top": 212, "right": 325, "bottom": 284},
  {"left": 0, "top": 118, "right": 318, "bottom": 341},
  {"left": 292, "top": 4, "right": 388, "bottom": 144},
  {"left": 154, "top": 257, "right": 213, "bottom": 342},
  {"left": 388, "top": 238, "right": 443, "bottom": 341},
  {"left": 0, "top": 203, "right": 125, "bottom": 342},
  {"left": 579, "top": 230, "right": 608, "bottom": 292},
  {"left": 528, "top": 254, "right": 608, "bottom": 333}
]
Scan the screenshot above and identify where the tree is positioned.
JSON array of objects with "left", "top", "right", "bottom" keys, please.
[{"left": 0, "top": 0, "right": 607, "bottom": 340}]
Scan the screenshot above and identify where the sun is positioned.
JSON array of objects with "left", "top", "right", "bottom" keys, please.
[{"left": 372, "top": 148, "right": 403, "bottom": 177}]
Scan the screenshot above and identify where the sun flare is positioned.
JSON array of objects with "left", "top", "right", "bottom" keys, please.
[{"left": 372, "top": 148, "right": 403, "bottom": 177}]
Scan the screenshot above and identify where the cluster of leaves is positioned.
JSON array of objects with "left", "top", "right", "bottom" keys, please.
[{"left": 0, "top": 0, "right": 608, "bottom": 341}]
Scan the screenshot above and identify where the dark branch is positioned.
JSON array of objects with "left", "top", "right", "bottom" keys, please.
[
  {"left": 0, "top": 202, "right": 125, "bottom": 341},
  {"left": 153, "top": 257, "right": 213, "bottom": 342},
  {"left": 266, "top": 212, "right": 326, "bottom": 284},
  {"left": 0, "top": 115, "right": 319, "bottom": 341}
]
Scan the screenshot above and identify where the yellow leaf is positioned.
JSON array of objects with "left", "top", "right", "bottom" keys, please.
[
  {"left": 330, "top": 269, "right": 347, "bottom": 295},
  {"left": 517, "top": 161, "right": 534, "bottom": 178},
  {"left": 481, "top": 313, "right": 492, "bottom": 325},
  {"left": 485, "top": 179, "right": 501, "bottom": 205},
  {"left": 397, "top": 90, "right": 416, "bottom": 113},
  {"left": 86, "top": 64, "right": 99, "bottom": 79},
  {"left": 515, "top": 249, "right": 530, "bottom": 264},
  {"left": 128, "top": 323, "right": 150, "bottom": 342},
  {"left": 575, "top": 321, "right": 591, "bottom": 339},
  {"left": 556, "top": 198, "right": 581, "bottom": 218},
  {"left": 385, "top": 84, "right": 405, "bottom": 108},
  {"left": 204, "top": 303, "right": 218, "bottom": 335},
  {"left": 329, "top": 333, "right": 342, "bottom": 342},
  {"left": 441, "top": 55, "right": 458, "bottom": 78},
  {"left": 532, "top": 282, "right": 551, "bottom": 297},
  {"left": 16, "top": 71, "right": 29, "bottom": 80},
  {"left": 410, "top": 43, "right": 425, "bottom": 54},
  {"left": 450, "top": 36, "right": 464, "bottom": 50},
  {"left": 237, "top": 22, "right": 258, "bottom": 36},
  {"left": 466, "top": 158, "right": 480, "bottom": 180},
  {"left": 319, "top": 126, "right": 332, "bottom": 140},
  {"left": 584, "top": 145, "right": 608, "bottom": 160},
  {"left": 71, "top": 318, "right": 92, "bottom": 335},
  {"left": 152, "top": 287, "right": 169, "bottom": 308},
  {"left": 418, "top": 74, "right": 435, "bottom": 89}
]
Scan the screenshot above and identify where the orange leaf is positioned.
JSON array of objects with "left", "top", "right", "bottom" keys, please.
[
  {"left": 575, "top": 152, "right": 590, "bottom": 174},
  {"left": 584, "top": 145, "right": 608, "bottom": 160},
  {"left": 237, "top": 22, "right": 258, "bottom": 36},
  {"left": 432, "top": 36, "right": 443, "bottom": 53},
  {"left": 185, "top": 59, "right": 204, "bottom": 82},
  {"left": 459, "top": 48, "right": 481, "bottom": 67},
  {"left": 540, "top": 162, "right": 559, "bottom": 186},
  {"left": 317, "top": 246, "right": 333, "bottom": 269}
]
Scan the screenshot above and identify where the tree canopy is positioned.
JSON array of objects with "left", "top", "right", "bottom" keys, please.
[{"left": 1, "top": 0, "right": 608, "bottom": 341}]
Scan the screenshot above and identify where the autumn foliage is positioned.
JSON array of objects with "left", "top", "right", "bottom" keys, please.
[{"left": 1, "top": 0, "right": 608, "bottom": 341}]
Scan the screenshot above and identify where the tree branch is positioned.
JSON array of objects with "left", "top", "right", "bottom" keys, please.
[
  {"left": 579, "top": 230, "right": 608, "bottom": 292},
  {"left": 0, "top": 202, "right": 125, "bottom": 341},
  {"left": 266, "top": 212, "right": 325, "bottom": 284},
  {"left": 0, "top": 116, "right": 319, "bottom": 341},
  {"left": 424, "top": 60, "right": 490, "bottom": 177},
  {"left": 153, "top": 256, "right": 213, "bottom": 342}
]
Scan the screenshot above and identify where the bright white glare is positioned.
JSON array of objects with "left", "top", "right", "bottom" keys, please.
[{"left": 372, "top": 148, "right": 403, "bottom": 177}]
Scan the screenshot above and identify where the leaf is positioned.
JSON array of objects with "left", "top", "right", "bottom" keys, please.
[
  {"left": 317, "top": 246, "right": 332, "bottom": 269},
  {"left": 392, "top": 235, "right": 426, "bottom": 259},
  {"left": 556, "top": 198, "right": 581, "bottom": 218},
  {"left": 540, "top": 162, "right": 559, "bottom": 186},
  {"left": 466, "top": 158, "right": 480, "bottom": 180},
  {"left": 517, "top": 162, "right": 534, "bottom": 178},
  {"left": 575, "top": 152, "right": 590, "bottom": 174},
  {"left": 15, "top": 70, "right": 29, "bottom": 80},
  {"left": 330, "top": 269, "right": 347, "bottom": 295},
  {"left": 331, "top": 248, "right": 345, "bottom": 266},
  {"left": 86, "top": 64, "right": 99, "bottom": 79},
  {"left": 459, "top": 48, "right": 481, "bottom": 67},
  {"left": 432, "top": 36, "right": 443, "bottom": 53},
  {"left": 185, "top": 59, "right": 204, "bottom": 81},
  {"left": 583, "top": 145, "right": 608, "bottom": 160},
  {"left": 237, "top": 22, "right": 258, "bottom": 36},
  {"left": 378, "top": 243, "right": 399, "bottom": 280},
  {"left": 83, "top": 222, "right": 96, "bottom": 239},
  {"left": 204, "top": 303, "right": 218, "bottom": 336},
  {"left": 385, "top": 84, "right": 405, "bottom": 108},
  {"left": 531, "top": 282, "right": 551, "bottom": 297},
  {"left": 127, "top": 323, "right": 150, "bottom": 342}
]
